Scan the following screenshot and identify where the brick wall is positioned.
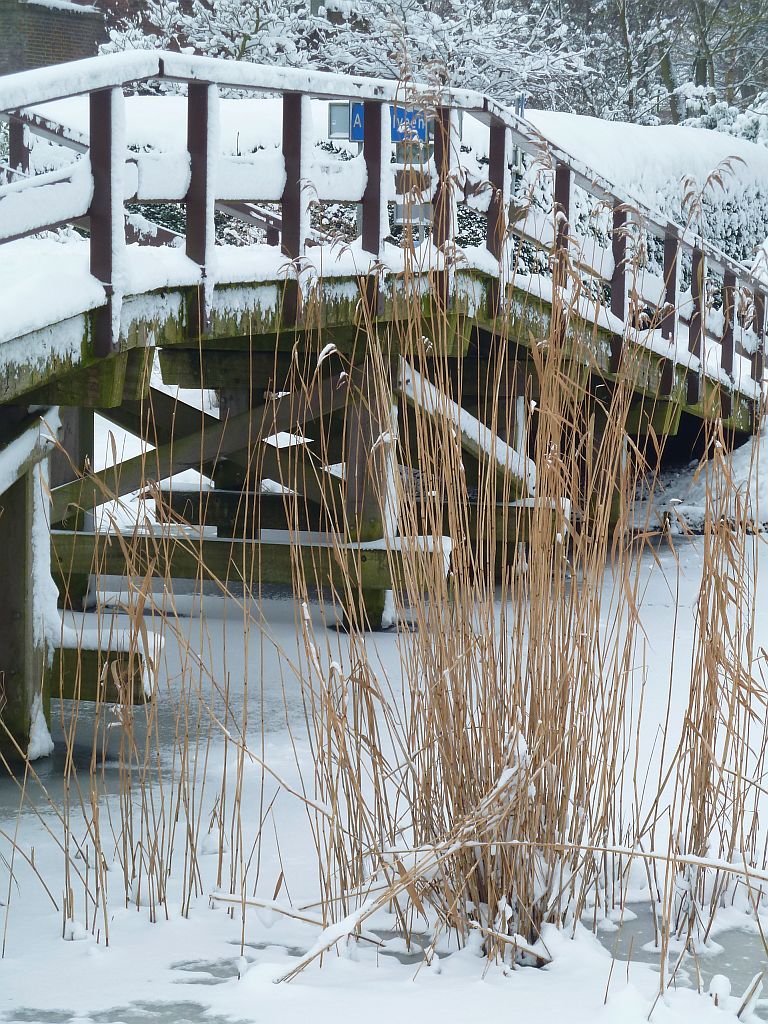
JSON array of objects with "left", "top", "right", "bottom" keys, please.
[{"left": 0, "top": 0, "right": 107, "bottom": 75}]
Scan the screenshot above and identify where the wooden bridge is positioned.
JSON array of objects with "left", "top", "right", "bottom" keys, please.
[{"left": 0, "top": 51, "right": 765, "bottom": 761}]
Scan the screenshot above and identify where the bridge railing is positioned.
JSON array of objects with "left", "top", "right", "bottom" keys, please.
[{"left": 0, "top": 50, "right": 765, "bottom": 399}]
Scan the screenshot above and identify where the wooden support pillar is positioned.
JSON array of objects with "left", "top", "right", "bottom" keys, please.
[
  {"left": 50, "top": 407, "right": 94, "bottom": 608},
  {"left": 0, "top": 411, "right": 57, "bottom": 762},
  {"left": 590, "top": 403, "right": 629, "bottom": 529},
  {"left": 0, "top": 472, "right": 48, "bottom": 761},
  {"left": 214, "top": 388, "right": 252, "bottom": 491},
  {"left": 49, "top": 407, "right": 94, "bottom": 490},
  {"left": 344, "top": 364, "right": 391, "bottom": 543},
  {"left": 687, "top": 247, "right": 705, "bottom": 405},
  {"left": 342, "top": 356, "right": 398, "bottom": 629},
  {"left": 89, "top": 88, "right": 125, "bottom": 358}
]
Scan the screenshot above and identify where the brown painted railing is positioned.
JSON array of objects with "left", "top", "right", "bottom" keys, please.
[{"left": 0, "top": 50, "right": 765, "bottom": 396}]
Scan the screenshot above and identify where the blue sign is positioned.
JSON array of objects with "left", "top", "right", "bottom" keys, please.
[
  {"left": 350, "top": 102, "right": 365, "bottom": 141},
  {"left": 349, "top": 102, "right": 428, "bottom": 143},
  {"left": 390, "top": 105, "right": 428, "bottom": 142}
]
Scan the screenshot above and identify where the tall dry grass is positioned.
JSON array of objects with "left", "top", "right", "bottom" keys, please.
[{"left": 2, "top": 104, "right": 765, "bottom": 995}]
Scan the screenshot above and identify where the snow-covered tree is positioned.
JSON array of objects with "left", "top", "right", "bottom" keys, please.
[
  {"left": 104, "top": 0, "right": 768, "bottom": 130},
  {"left": 104, "top": 0, "right": 590, "bottom": 108}
]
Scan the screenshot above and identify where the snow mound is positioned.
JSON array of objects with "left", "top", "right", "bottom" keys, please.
[
  {"left": 527, "top": 110, "right": 768, "bottom": 203},
  {"left": 525, "top": 110, "right": 768, "bottom": 263},
  {"left": 664, "top": 428, "right": 768, "bottom": 527}
]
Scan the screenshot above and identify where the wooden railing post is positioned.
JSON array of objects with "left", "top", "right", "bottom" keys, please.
[
  {"left": 431, "top": 106, "right": 453, "bottom": 249},
  {"left": 281, "top": 91, "right": 308, "bottom": 324},
  {"left": 431, "top": 105, "right": 454, "bottom": 317},
  {"left": 657, "top": 228, "right": 679, "bottom": 396},
  {"left": 486, "top": 118, "right": 508, "bottom": 320},
  {"left": 360, "top": 99, "right": 386, "bottom": 316},
  {"left": 552, "top": 161, "right": 571, "bottom": 346},
  {"left": 721, "top": 270, "right": 735, "bottom": 378},
  {"left": 486, "top": 119, "right": 507, "bottom": 259},
  {"left": 8, "top": 117, "right": 29, "bottom": 176},
  {"left": 661, "top": 229, "right": 678, "bottom": 341},
  {"left": 361, "top": 100, "right": 384, "bottom": 258},
  {"left": 687, "top": 247, "right": 705, "bottom": 404},
  {"left": 609, "top": 201, "right": 627, "bottom": 372},
  {"left": 720, "top": 270, "right": 736, "bottom": 418},
  {"left": 186, "top": 82, "right": 218, "bottom": 333},
  {"left": 753, "top": 291, "right": 766, "bottom": 384},
  {"left": 553, "top": 161, "right": 571, "bottom": 259},
  {"left": 89, "top": 87, "right": 125, "bottom": 357},
  {"left": 610, "top": 203, "right": 627, "bottom": 322}
]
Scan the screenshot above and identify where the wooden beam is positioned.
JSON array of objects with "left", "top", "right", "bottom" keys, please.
[
  {"left": 98, "top": 389, "right": 217, "bottom": 447},
  {"left": 158, "top": 349, "right": 299, "bottom": 391},
  {"left": 399, "top": 361, "right": 530, "bottom": 499},
  {"left": 51, "top": 530, "right": 400, "bottom": 592},
  {"left": 157, "top": 488, "right": 324, "bottom": 535},
  {"left": 258, "top": 440, "right": 346, "bottom": 513},
  {"left": 0, "top": 410, "right": 56, "bottom": 495},
  {"left": 403, "top": 497, "right": 548, "bottom": 545},
  {"left": 50, "top": 647, "right": 147, "bottom": 704},
  {"left": 625, "top": 398, "right": 681, "bottom": 436},
  {"left": 23, "top": 351, "right": 129, "bottom": 407},
  {"left": 553, "top": 162, "right": 571, "bottom": 260}
]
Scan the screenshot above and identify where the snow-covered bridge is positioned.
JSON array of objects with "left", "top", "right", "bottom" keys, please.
[{"left": 0, "top": 50, "right": 766, "bottom": 760}]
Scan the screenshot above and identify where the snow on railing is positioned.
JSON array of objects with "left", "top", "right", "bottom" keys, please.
[{"left": 0, "top": 49, "right": 764, "bottom": 402}]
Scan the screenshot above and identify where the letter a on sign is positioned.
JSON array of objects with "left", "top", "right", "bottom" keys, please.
[{"left": 350, "top": 102, "right": 365, "bottom": 142}]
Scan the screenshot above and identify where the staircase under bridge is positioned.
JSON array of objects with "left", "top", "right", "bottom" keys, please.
[{"left": 0, "top": 51, "right": 765, "bottom": 761}]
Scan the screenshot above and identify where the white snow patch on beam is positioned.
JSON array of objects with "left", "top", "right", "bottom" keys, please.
[{"left": 399, "top": 358, "right": 536, "bottom": 493}]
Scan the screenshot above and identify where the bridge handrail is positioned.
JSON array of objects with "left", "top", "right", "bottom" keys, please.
[
  {"left": 0, "top": 49, "right": 765, "bottom": 395},
  {"left": 0, "top": 52, "right": 753, "bottom": 278}
]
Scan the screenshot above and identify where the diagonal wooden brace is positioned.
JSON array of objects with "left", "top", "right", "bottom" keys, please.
[{"left": 52, "top": 369, "right": 359, "bottom": 523}]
